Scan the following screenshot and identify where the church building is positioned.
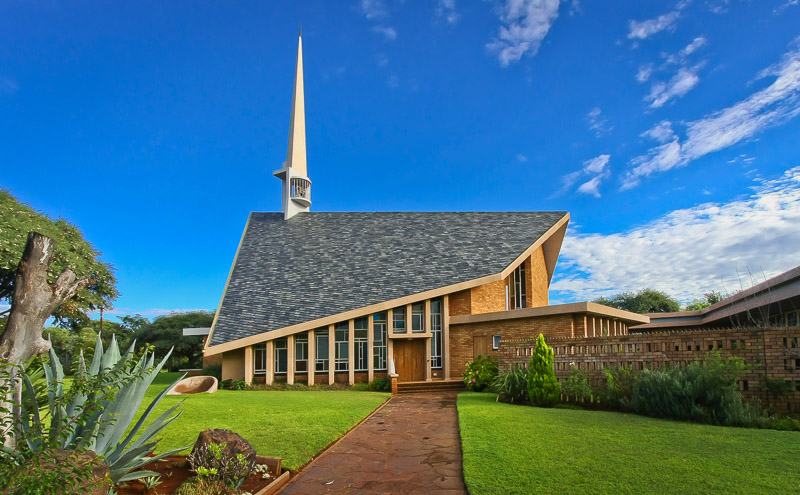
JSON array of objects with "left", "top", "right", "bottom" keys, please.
[{"left": 203, "top": 33, "right": 648, "bottom": 387}]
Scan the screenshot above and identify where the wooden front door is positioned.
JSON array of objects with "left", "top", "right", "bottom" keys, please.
[
  {"left": 393, "top": 339, "right": 426, "bottom": 382},
  {"left": 473, "top": 335, "right": 488, "bottom": 358}
]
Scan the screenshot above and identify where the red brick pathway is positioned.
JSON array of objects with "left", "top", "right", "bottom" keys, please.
[{"left": 281, "top": 392, "right": 467, "bottom": 494}]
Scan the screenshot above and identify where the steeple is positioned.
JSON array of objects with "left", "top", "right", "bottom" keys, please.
[{"left": 273, "top": 28, "right": 311, "bottom": 219}]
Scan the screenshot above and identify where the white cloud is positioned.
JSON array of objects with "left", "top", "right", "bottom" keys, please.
[
  {"left": 387, "top": 74, "right": 399, "bottom": 89},
  {"left": 586, "top": 107, "right": 613, "bottom": 136},
  {"left": 516, "top": 153, "right": 529, "bottom": 162},
  {"left": 646, "top": 66, "right": 701, "bottom": 107},
  {"left": 0, "top": 76, "right": 18, "bottom": 97},
  {"left": 623, "top": 40, "right": 800, "bottom": 188},
  {"left": 360, "top": 0, "right": 387, "bottom": 19},
  {"left": 371, "top": 25, "right": 397, "bottom": 40},
  {"left": 628, "top": 11, "right": 680, "bottom": 40},
  {"left": 436, "top": 0, "right": 460, "bottom": 25},
  {"left": 641, "top": 120, "right": 676, "bottom": 143},
  {"left": 562, "top": 154, "right": 611, "bottom": 197},
  {"left": 487, "top": 0, "right": 562, "bottom": 67},
  {"left": 553, "top": 166, "right": 800, "bottom": 303},
  {"left": 636, "top": 64, "right": 653, "bottom": 83},
  {"left": 681, "top": 35, "right": 707, "bottom": 56}
]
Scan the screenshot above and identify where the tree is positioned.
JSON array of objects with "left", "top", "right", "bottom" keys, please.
[
  {"left": 684, "top": 291, "right": 723, "bottom": 311},
  {"left": 594, "top": 288, "right": 680, "bottom": 314},
  {"left": 0, "top": 190, "right": 117, "bottom": 329},
  {"left": 135, "top": 312, "right": 214, "bottom": 371},
  {"left": 527, "top": 334, "right": 559, "bottom": 407}
]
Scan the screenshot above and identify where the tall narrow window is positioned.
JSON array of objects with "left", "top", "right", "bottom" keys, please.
[
  {"left": 315, "top": 329, "right": 329, "bottom": 372},
  {"left": 335, "top": 322, "right": 349, "bottom": 371},
  {"left": 509, "top": 263, "right": 527, "bottom": 309},
  {"left": 295, "top": 333, "right": 308, "bottom": 373},
  {"left": 411, "top": 303, "right": 425, "bottom": 333},
  {"left": 274, "top": 338, "right": 288, "bottom": 374},
  {"left": 393, "top": 307, "right": 406, "bottom": 333},
  {"left": 373, "top": 312, "right": 388, "bottom": 371},
  {"left": 354, "top": 317, "right": 369, "bottom": 371},
  {"left": 254, "top": 343, "right": 266, "bottom": 375},
  {"left": 430, "top": 300, "right": 443, "bottom": 369}
]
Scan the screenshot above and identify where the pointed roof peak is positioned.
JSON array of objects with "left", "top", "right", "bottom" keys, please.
[
  {"left": 285, "top": 30, "right": 307, "bottom": 176},
  {"left": 299, "top": 23, "right": 302, "bottom": 37}
]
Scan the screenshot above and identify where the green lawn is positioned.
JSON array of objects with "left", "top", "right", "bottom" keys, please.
[
  {"left": 135, "top": 373, "right": 389, "bottom": 470},
  {"left": 458, "top": 392, "right": 800, "bottom": 494}
]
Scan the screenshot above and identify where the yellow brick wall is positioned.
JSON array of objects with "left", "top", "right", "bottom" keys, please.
[
  {"left": 529, "top": 246, "right": 548, "bottom": 307},
  {"left": 470, "top": 279, "right": 507, "bottom": 315}
]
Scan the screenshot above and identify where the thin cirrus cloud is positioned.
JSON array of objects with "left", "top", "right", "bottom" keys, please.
[
  {"left": 645, "top": 66, "right": 701, "bottom": 108},
  {"left": 622, "top": 40, "right": 800, "bottom": 189},
  {"left": 586, "top": 106, "right": 613, "bottom": 136},
  {"left": 436, "top": 0, "right": 460, "bottom": 25},
  {"left": 371, "top": 25, "right": 397, "bottom": 40},
  {"left": 360, "top": 0, "right": 387, "bottom": 19},
  {"left": 552, "top": 166, "right": 800, "bottom": 303},
  {"left": 627, "top": 10, "right": 680, "bottom": 40},
  {"left": 561, "top": 154, "right": 611, "bottom": 198},
  {"left": 487, "top": 0, "right": 562, "bottom": 67}
]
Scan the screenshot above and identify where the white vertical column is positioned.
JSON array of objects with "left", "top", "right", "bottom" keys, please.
[
  {"left": 308, "top": 330, "right": 316, "bottom": 386},
  {"left": 265, "top": 340, "right": 274, "bottom": 385},
  {"left": 387, "top": 309, "right": 395, "bottom": 374},
  {"left": 425, "top": 299, "right": 432, "bottom": 381},
  {"left": 328, "top": 324, "right": 335, "bottom": 385},
  {"left": 244, "top": 345, "right": 254, "bottom": 385},
  {"left": 348, "top": 319, "right": 355, "bottom": 386},
  {"left": 368, "top": 314, "right": 375, "bottom": 382},
  {"left": 287, "top": 335, "right": 295, "bottom": 385},
  {"left": 443, "top": 295, "right": 450, "bottom": 380}
]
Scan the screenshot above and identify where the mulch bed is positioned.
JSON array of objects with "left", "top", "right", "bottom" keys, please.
[{"left": 116, "top": 456, "right": 277, "bottom": 494}]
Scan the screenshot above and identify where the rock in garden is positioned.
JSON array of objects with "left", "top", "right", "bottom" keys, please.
[{"left": 190, "top": 428, "right": 257, "bottom": 463}]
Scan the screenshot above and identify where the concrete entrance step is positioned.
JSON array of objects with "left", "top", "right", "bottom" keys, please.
[{"left": 396, "top": 379, "right": 465, "bottom": 394}]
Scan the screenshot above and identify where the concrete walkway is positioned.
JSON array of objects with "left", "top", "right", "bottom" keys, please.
[{"left": 282, "top": 392, "right": 467, "bottom": 494}]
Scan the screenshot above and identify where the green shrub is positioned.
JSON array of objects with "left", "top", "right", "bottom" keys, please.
[
  {"left": 596, "top": 365, "right": 638, "bottom": 410},
  {"left": 188, "top": 442, "right": 254, "bottom": 490},
  {"left": 492, "top": 364, "right": 529, "bottom": 403},
  {"left": 630, "top": 353, "right": 761, "bottom": 426},
  {"left": 231, "top": 380, "right": 247, "bottom": 391},
  {"left": 527, "top": 334, "right": 559, "bottom": 407},
  {"left": 201, "top": 363, "right": 222, "bottom": 382},
  {"left": 561, "top": 366, "right": 592, "bottom": 403},
  {"left": 220, "top": 379, "right": 232, "bottom": 389},
  {"left": 370, "top": 377, "right": 391, "bottom": 391},
  {"left": 462, "top": 355, "right": 499, "bottom": 392}
]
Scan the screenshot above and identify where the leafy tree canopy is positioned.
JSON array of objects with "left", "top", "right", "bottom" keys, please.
[
  {"left": 134, "top": 311, "right": 214, "bottom": 371},
  {"left": 594, "top": 288, "right": 680, "bottom": 314},
  {"left": 0, "top": 190, "right": 117, "bottom": 327},
  {"left": 683, "top": 291, "right": 724, "bottom": 312}
]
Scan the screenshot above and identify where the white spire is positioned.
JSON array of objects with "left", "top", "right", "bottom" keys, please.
[
  {"left": 285, "top": 27, "right": 307, "bottom": 175},
  {"left": 273, "top": 27, "right": 311, "bottom": 220}
]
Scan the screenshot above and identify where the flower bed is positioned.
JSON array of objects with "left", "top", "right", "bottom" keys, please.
[{"left": 117, "top": 455, "right": 290, "bottom": 495}]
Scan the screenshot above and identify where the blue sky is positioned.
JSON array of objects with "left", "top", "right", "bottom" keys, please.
[{"left": 2, "top": 0, "right": 799, "bottom": 319}]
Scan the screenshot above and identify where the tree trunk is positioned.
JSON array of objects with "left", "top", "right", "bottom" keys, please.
[{"left": 1, "top": 232, "right": 93, "bottom": 447}]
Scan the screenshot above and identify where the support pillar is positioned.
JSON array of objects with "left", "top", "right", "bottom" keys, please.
[
  {"left": 328, "top": 324, "right": 335, "bottom": 385},
  {"left": 265, "top": 340, "right": 274, "bottom": 385},
  {"left": 244, "top": 345, "right": 254, "bottom": 385},
  {"left": 287, "top": 334, "right": 295, "bottom": 385},
  {"left": 368, "top": 314, "right": 375, "bottom": 382},
  {"left": 425, "top": 299, "right": 432, "bottom": 381},
  {"left": 348, "top": 319, "right": 355, "bottom": 385},
  {"left": 308, "top": 329, "right": 316, "bottom": 386},
  {"left": 443, "top": 295, "right": 450, "bottom": 380}
]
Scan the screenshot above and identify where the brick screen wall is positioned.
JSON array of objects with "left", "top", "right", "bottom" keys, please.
[{"left": 497, "top": 327, "right": 800, "bottom": 413}]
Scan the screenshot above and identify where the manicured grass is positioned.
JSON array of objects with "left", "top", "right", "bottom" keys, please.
[
  {"left": 135, "top": 373, "right": 389, "bottom": 470},
  {"left": 458, "top": 392, "right": 800, "bottom": 494}
]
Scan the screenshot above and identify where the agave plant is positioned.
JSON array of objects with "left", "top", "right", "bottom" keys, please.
[{"left": 18, "top": 334, "right": 189, "bottom": 484}]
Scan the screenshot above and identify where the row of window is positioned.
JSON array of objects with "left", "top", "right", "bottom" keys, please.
[
  {"left": 546, "top": 338, "right": 759, "bottom": 357},
  {"left": 254, "top": 299, "right": 444, "bottom": 374},
  {"left": 769, "top": 310, "right": 800, "bottom": 328}
]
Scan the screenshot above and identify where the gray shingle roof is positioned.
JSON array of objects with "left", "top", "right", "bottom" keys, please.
[{"left": 209, "top": 211, "right": 566, "bottom": 346}]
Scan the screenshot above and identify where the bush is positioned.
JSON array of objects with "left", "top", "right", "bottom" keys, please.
[
  {"left": 188, "top": 442, "right": 254, "bottom": 490},
  {"left": 370, "top": 377, "right": 391, "bottom": 391},
  {"left": 561, "top": 366, "right": 592, "bottom": 403},
  {"left": 201, "top": 363, "right": 222, "bottom": 382},
  {"left": 528, "top": 334, "right": 559, "bottom": 407},
  {"left": 630, "top": 353, "right": 761, "bottom": 426},
  {"left": 596, "top": 365, "right": 638, "bottom": 410},
  {"left": 231, "top": 380, "right": 247, "bottom": 391},
  {"left": 462, "top": 355, "right": 499, "bottom": 392},
  {"left": 492, "top": 364, "right": 529, "bottom": 403}
]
